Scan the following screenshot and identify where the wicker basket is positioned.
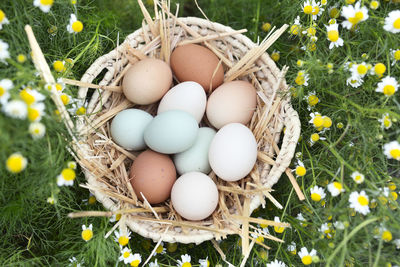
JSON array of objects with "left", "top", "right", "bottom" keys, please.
[{"left": 68, "top": 5, "right": 301, "bottom": 251}]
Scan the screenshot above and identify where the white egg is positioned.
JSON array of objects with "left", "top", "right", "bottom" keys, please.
[
  {"left": 171, "top": 172, "right": 219, "bottom": 221},
  {"left": 208, "top": 123, "right": 257, "bottom": 181},
  {"left": 157, "top": 81, "right": 206, "bottom": 123}
]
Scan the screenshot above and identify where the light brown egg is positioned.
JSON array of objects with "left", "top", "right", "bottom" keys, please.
[
  {"left": 129, "top": 150, "right": 176, "bottom": 204},
  {"left": 122, "top": 58, "right": 172, "bottom": 105},
  {"left": 170, "top": 44, "right": 224, "bottom": 93},
  {"left": 206, "top": 80, "right": 257, "bottom": 129}
]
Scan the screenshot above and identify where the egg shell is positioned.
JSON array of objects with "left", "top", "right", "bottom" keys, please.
[
  {"left": 173, "top": 127, "right": 216, "bottom": 175},
  {"left": 206, "top": 80, "right": 257, "bottom": 129},
  {"left": 157, "top": 81, "right": 206, "bottom": 123},
  {"left": 122, "top": 58, "right": 172, "bottom": 105},
  {"left": 170, "top": 44, "right": 224, "bottom": 92},
  {"left": 110, "top": 109, "right": 153, "bottom": 151},
  {"left": 208, "top": 123, "right": 257, "bottom": 182},
  {"left": 129, "top": 150, "right": 176, "bottom": 204},
  {"left": 171, "top": 172, "right": 219, "bottom": 221},
  {"left": 144, "top": 110, "right": 199, "bottom": 154}
]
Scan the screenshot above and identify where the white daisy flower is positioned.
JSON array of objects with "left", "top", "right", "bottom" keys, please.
[
  {"left": 326, "top": 23, "right": 343, "bottom": 49},
  {"left": 67, "top": 14, "right": 84, "bottom": 34},
  {"left": 33, "top": 0, "right": 53, "bottom": 13},
  {"left": 302, "top": 0, "right": 314, "bottom": 15},
  {"left": 298, "top": 247, "right": 317, "bottom": 265},
  {"left": 6, "top": 152, "right": 28, "bottom": 173},
  {"left": 311, "top": 1, "right": 324, "bottom": 21},
  {"left": 334, "top": 221, "right": 345, "bottom": 230},
  {"left": 294, "top": 160, "right": 307, "bottom": 177},
  {"left": 309, "top": 112, "right": 323, "bottom": 128},
  {"left": 19, "top": 87, "right": 45, "bottom": 105},
  {"left": 81, "top": 224, "right": 93, "bottom": 242},
  {"left": 327, "top": 181, "right": 345, "bottom": 196},
  {"left": 390, "top": 48, "right": 400, "bottom": 66},
  {"left": 274, "top": 216, "right": 285, "bottom": 233},
  {"left": 109, "top": 213, "right": 122, "bottom": 222},
  {"left": 370, "top": 1, "right": 379, "bottom": 10},
  {"left": 295, "top": 71, "right": 309, "bottom": 86},
  {"left": 68, "top": 256, "right": 83, "bottom": 267},
  {"left": 349, "top": 190, "right": 370, "bottom": 215},
  {"left": 378, "top": 113, "right": 392, "bottom": 129},
  {"left": 289, "top": 16, "right": 302, "bottom": 35},
  {"left": 0, "top": 39, "right": 10, "bottom": 63},
  {"left": 319, "top": 223, "right": 333, "bottom": 238},
  {"left": 287, "top": 241, "right": 297, "bottom": 254},
  {"left": 199, "top": 257, "right": 210, "bottom": 267},
  {"left": 29, "top": 122, "right": 46, "bottom": 139},
  {"left": 350, "top": 62, "right": 369, "bottom": 78},
  {"left": 149, "top": 259, "right": 159, "bottom": 267},
  {"left": 310, "top": 185, "right": 326, "bottom": 202},
  {"left": 0, "top": 9, "right": 9, "bottom": 30},
  {"left": 394, "top": 239, "right": 400, "bottom": 249},
  {"left": 251, "top": 228, "right": 265, "bottom": 243},
  {"left": 3, "top": 100, "right": 28, "bottom": 119},
  {"left": 67, "top": 161, "right": 77, "bottom": 169},
  {"left": 304, "top": 91, "right": 319, "bottom": 109},
  {"left": 119, "top": 247, "right": 134, "bottom": 264},
  {"left": 309, "top": 133, "right": 326, "bottom": 146},
  {"left": 56, "top": 168, "right": 76, "bottom": 186},
  {"left": 27, "top": 102, "right": 45, "bottom": 122},
  {"left": 346, "top": 75, "right": 364, "bottom": 88},
  {"left": 375, "top": 76, "right": 398, "bottom": 96},
  {"left": 0, "top": 78, "right": 13, "bottom": 105},
  {"left": 154, "top": 241, "right": 166, "bottom": 255},
  {"left": 129, "top": 253, "right": 141, "bottom": 267},
  {"left": 383, "top": 10, "right": 400, "bottom": 34},
  {"left": 351, "top": 171, "right": 365, "bottom": 184},
  {"left": 114, "top": 229, "right": 131, "bottom": 247},
  {"left": 266, "top": 259, "right": 287, "bottom": 267},
  {"left": 383, "top": 141, "right": 400, "bottom": 161},
  {"left": 177, "top": 254, "right": 191, "bottom": 267},
  {"left": 341, "top": 1, "right": 369, "bottom": 30}
]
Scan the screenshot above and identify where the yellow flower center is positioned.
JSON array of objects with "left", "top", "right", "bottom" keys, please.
[
  {"left": 390, "top": 148, "right": 400, "bottom": 159},
  {"left": 323, "top": 117, "right": 332, "bottom": 128},
  {"left": 271, "top": 52, "right": 280, "bottom": 62},
  {"left": 378, "top": 195, "right": 388, "bottom": 205},
  {"left": 312, "top": 6, "right": 320, "bottom": 15},
  {"left": 308, "top": 95, "right": 318, "bottom": 106},
  {"left": 81, "top": 229, "right": 93, "bottom": 241},
  {"left": 262, "top": 22, "right": 271, "bottom": 32},
  {"left": 302, "top": 255, "right": 313, "bottom": 265},
  {"left": 290, "top": 24, "right": 300, "bottom": 35},
  {"left": 40, "top": 0, "right": 54, "bottom": 5},
  {"left": 355, "top": 11, "right": 364, "bottom": 21},
  {"left": 167, "top": 242, "right": 178, "bottom": 252},
  {"left": 357, "top": 195, "right": 368, "bottom": 206},
  {"left": 53, "top": 61, "right": 65, "bottom": 72},
  {"left": 374, "top": 63, "right": 386, "bottom": 75},
  {"left": 116, "top": 213, "right": 122, "bottom": 221},
  {"left": 311, "top": 193, "right": 321, "bottom": 202},
  {"left": 72, "top": 21, "right": 83, "bottom": 33},
  {"left": 311, "top": 133, "right": 320, "bottom": 142},
  {"left": 61, "top": 94, "right": 70, "bottom": 105},
  {"left": 76, "top": 106, "right": 86, "bottom": 115},
  {"left": 290, "top": 249, "right": 297, "bottom": 255},
  {"left": 307, "top": 27, "right": 316, "bottom": 36},
  {"left": 130, "top": 260, "right": 140, "bottom": 267},
  {"left": 394, "top": 50, "right": 400, "bottom": 61},
  {"left": 304, "top": 5, "right": 313, "bottom": 14},
  {"left": 256, "top": 235, "right": 265, "bottom": 242},
  {"left": 6, "top": 154, "right": 26, "bottom": 173},
  {"left": 182, "top": 263, "right": 192, "bottom": 267},
  {"left": 88, "top": 196, "right": 96, "bottom": 205},
  {"left": 370, "top": 1, "right": 379, "bottom": 9},
  {"left": 313, "top": 116, "right": 324, "bottom": 127},
  {"left": 382, "top": 230, "right": 392, "bottom": 242},
  {"left": 357, "top": 65, "right": 367, "bottom": 75},
  {"left": 296, "top": 166, "right": 307, "bottom": 176},
  {"left": 0, "top": 86, "right": 4, "bottom": 97},
  {"left": 123, "top": 251, "right": 130, "bottom": 258},
  {"left": 28, "top": 107, "right": 40, "bottom": 122},
  {"left": 274, "top": 226, "right": 285, "bottom": 233},
  {"left": 388, "top": 183, "right": 396, "bottom": 191},
  {"left": 346, "top": 0, "right": 355, "bottom": 4},
  {"left": 308, "top": 43, "right": 317, "bottom": 51},
  {"left": 17, "top": 54, "right": 26, "bottom": 63},
  {"left": 295, "top": 75, "right": 305, "bottom": 85},
  {"left": 327, "top": 30, "right": 339, "bottom": 42},
  {"left": 0, "top": 10, "right": 5, "bottom": 22},
  {"left": 33, "top": 128, "right": 40, "bottom": 134},
  {"left": 355, "top": 175, "right": 362, "bottom": 182},
  {"left": 55, "top": 83, "right": 63, "bottom": 91},
  {"left": 118, "top": 236, "right": 129, "bottom": 246},
  {"left": 20, "top": 89, "right": 35, "bottom": 105},
  {"left": 62, "top": 168, "right": 76, "bottom": 181},
  {"left": 390, "top": 191, "right": 398, "bottom": 201},
  {"left": 383, "top": 85, "right": 395, "bottom": 96},
  {"left": 393, "top": 18, "right": 400, "bottom": 30},
  {"left": 333, "top": 182, "right": 342, "bottom": 191},
  {"left": 383, "top": 117, "right": 391, "bottom": 128},
  {"left": 330, "top": 7, "right": 339, "bottom": 18},
  {"left": 156, "top": 245, "right": 164, "bottom": 253}
]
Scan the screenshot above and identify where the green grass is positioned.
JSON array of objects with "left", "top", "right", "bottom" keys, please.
[{"left": 1, "top": 0, "right": 400, "bottom": 266}]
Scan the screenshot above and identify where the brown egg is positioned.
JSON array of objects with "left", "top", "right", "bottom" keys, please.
[
  {"left": 170, "top": 44, "right": 224, "bottom": 93},
  {"left": 206, "top": 80, "right": 257, "bottom": 129},
  {"left": 129, "top": 150, "right": 176, "bottom": 204},
  {"left": 122, "top": 58, "right": 172, "bottom": 105}
]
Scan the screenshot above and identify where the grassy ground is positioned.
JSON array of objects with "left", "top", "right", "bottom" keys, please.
[{"left": 1, "top": 0, "right": 400, "bottom": 266}]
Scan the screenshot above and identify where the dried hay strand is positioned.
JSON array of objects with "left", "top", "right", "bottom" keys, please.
[{"left": 24, "top": 0, "right": 302, "bottom": 259}]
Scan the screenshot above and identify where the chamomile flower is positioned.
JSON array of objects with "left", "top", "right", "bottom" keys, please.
[
  {"left": 311, "top": 1, "right": 324, "bottom": 20},
  {"left": 155, "top": 241, "right": 166, "bottom": 255},
  {"left": 290, "top": 16, "right": 302, "bottom": 35},
  {"left": 297, "top": 59, "right": 304, "bottom": 67},
  {"left": 351, "top": 171, "right": 365, "bottom": 184},
  {"left": 177, "top": 254, "right": 192, "bottom": 267},
  {"left": 287, "top": 241, "right": 297, "bottom": 255},
  {"left": 349, "top": 190, "right": 370, "bottom": 215},
  {"left": 251, "top": 229, "right": 265, "bottom": 243},
  {"left": 0, "top": 9, "right": 9, "bottom": 30},
  {"left": 383, "top": 10, "right": 400, "bottom": 34},
  {"left": 309, "top": 112, "right": 324, "bottom": 128},
  {"left": 326, "top": 23, "right": 343, "bottom": 49},
  {"left": 370, "top": 1, "right": 379, "bottom": 10},
  {"left": 350, "top": 62, "right": 369, "bottom": 78},
  {"left": 381, "top": 228, "right": 393, "bottom": 242},
  {"left": 47, "top": 196, "right": 55, "bottom": 204},
  {"left": 19, "top": 87, "right": 45, "bottom": 105},
  {"left": 302, "top": 1, "right": 313, "bottom": 15},
  {"left": 266, "top": 259, "right": 287, "bottom": 267},
  {"left": 6, "top": 153, "right": 28, "bottom": 173},
  {"left": 29, "top": 122, "right": 46, "bottom": 139},
  {"left": 199, "top": 257, "right": 210, "bottom": 267},
  {"left": 379, "top": 113, "right": 392, "bottom": 129},
  {"left": 53, "top": 60, "right": 66, "bottom": 73},
  {"left": 304, "top": 91, "right": 319, "bottom": 108},
  {"left": 67, "top": 161, "right": 77, "bottom": 169},
  {"left": 83, "top": 192, "right": 97, "bottom": 205},
  {"left": 341, "top": 1, "right": 369, "bottom": 30},
  {"left": 3, "top": 100, "right": 28, "bottom": 119},
  {"left": 33, "top": 0, "right": 53, "bottom": 13},
  {"left": 0, "top": 78, "right": 13, "bottom": 104},
  {"left": 319, "top": 223, "right": 333, "bottom": 238},
  {"left": 327, "top": 181, "right": 345, "bottom": 196},
  {"left": 271, "top": 50, "right": 280, "bottom": 62},
  {"left": 57, "top": 168, "right": 76, "bottom": 186},
  {"left": 129, "top": 253, "right": 141, "bottom": 267},
  {"left": 371, "top": 63, "right": 386, "bottom": 77},
  {"left": 310, "top": 185, "right": 326, "bottom": 202},
  {"left": 298, "top": 247, "right": 317, "bottom": 265},
  {"left": 274, "top": 216, "right": 285, "bottom": 233},
  {"left": 114, "top": 229, "right": 131, "bottom": 246},
  {"left": 0, "top": 39, "right": 10, "bottom": 63},
  {"left": 333, "top": 221, "right": 345, "bottom": 230},
  {"left": 109, "top": 213, "right": 122, "bottom": 222},
  {"left": 346, "top": 75, "right": 363, "bottom": 88},
  {"left": 67, "top": 14, "right": 84, "bottom": 34},
  {"left": 329, "top": 6, "right": 340, "bottom": 18},
  {"left": 375, "top": 76, "right": 398, "bottom": 96},
  {"left": 294, "top": 160, "right": 307, "bottom": 177},
  {"left": 119, "top": 247, "right": 133, "bottom": 264},
  {"left": 167, "top": 242, "right": 178, "bottom": 253},
  {"left": 55, "top": 78, "right": 65, "bottom": 91},
  {"left": 27, "top": 102, "right": 45, "bottom": 122},
  {"left": 295, "top": 71, "right": 309, "bottom": 86},
  {"left": 383, "top": 141, "right": 400, "bottom": 161},
  {"left": 149, "top": 260, "right": 159, "bottom": 267},
  {"left": 17, "top": 54, "right": 27, "bottom": 63},
  {"left": 81, "top": 224, "right": 93, "bottom": 242},
  {"left": 262, "top": 22, "right": 272, "bottom": 32},
  {"left": 60, "top": 93, "right": 71, "bottom": 105},
  {"left": 390, "top": 48, "right": 400, "bottom": 65},
  {"left": 68, "top": 257, "right": 83, "bottom": 267}
]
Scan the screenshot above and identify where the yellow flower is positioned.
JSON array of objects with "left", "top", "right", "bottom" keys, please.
[
  {"left": 6, "top": 153, "right": 28, "bottom": 173},
  {"left": 262, "top": 22, "right": 271, "bottom": 32}
]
